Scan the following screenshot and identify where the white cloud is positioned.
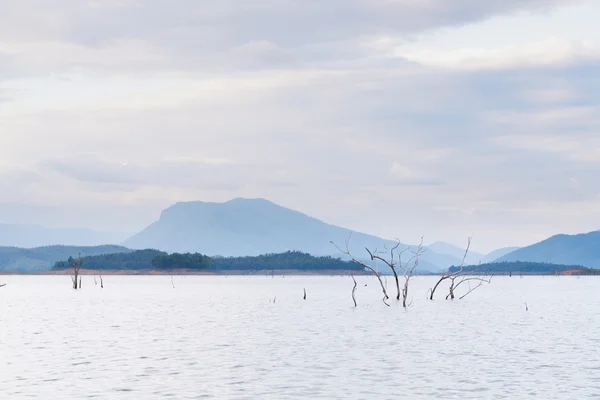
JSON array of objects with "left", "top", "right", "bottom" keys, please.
[
  {"left": 1, "top": 0, "right": 600, "bottom": 251},
  {"left": 399, "top": 38, "right": 600, "bottom": 70},
  {"left": 372, "top": 0, "right": 600, "bottom": 70}
]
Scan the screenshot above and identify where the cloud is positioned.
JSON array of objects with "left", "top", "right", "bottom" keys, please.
[
  {"left": 0, "top": 0, "right": 586, "bottom": 78},
  {"left": 40, "top": 155, "right": 294, "bottom": 191},
  {"left": 389, "top": 162, "right": 443, "bottom": 185},
  {"left": 1, "top": 0, "right": 599, "bottom": 252},
  {"left": 399, "top": 38, "right": 600, "bottom": 70}
]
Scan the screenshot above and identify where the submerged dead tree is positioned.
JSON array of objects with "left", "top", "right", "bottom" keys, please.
[
  {"left": 332, "top": 234, "right": 426, "bottom": 307},
  {"left": 69, "top": 255, "right": 82, "bottom": 289},
  {"left": 331, "top": 235, "right": 390, "bottom": 306},
  {"left": 351, "top": 275, "right": 357, "bottom": 307},
  {"left": 369, "top": 237, "right": 426, "bottom": 307},
  {"left": 429, "top": 238, "right": 492, "bottom": 300},
  {"left": 366, "top": 241, "right": 404, "bottom": 300},
  {"left": 71, "top": 254, "right": 81, "bottom": 290},
  {"left": 400, "top": 237, "right": 425, "bottom": 308}
]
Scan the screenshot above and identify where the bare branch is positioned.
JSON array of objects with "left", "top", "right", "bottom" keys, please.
[
  {"left": 429, "top": 237, "right": 472, "bottom": 300},
  {"left": 400, "top": 236, "right": 424, "bottom": 308},
  {"left": 456, "top": 276, "right": 491, "bottom": 300},
  {"left": 331, "top": 237, "right": 390, "bottom": 303},
  {"left": 351, "top": 275, "right": 357, "bottom": 307},
  {"left": 366, "top": 243, "right": 402, "bottom": 300}
]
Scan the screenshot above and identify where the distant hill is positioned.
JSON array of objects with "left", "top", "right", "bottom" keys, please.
[
  {"left": 427, "top": 242, "right": 484, "bottom": 265},
  {"left": 482, "top": 247, "right": 520, "bottom": 263},
  {"left": 449, "top": 261, "right": 598, "bottom": 275},
  {"left": 123, "top": 198, "right": 460, "bottom": 272},
  {"left": 0, "top": 224, "right": 130, "bottom": 248},
  {"left": 0, "top": 245, "right": 133, "bottom": 272},
  {"left": 427, "top": 242, "right": 519, "bottom": 265},
  {"left": 497, "top": 231, "right": 600, "bottom": 268}
]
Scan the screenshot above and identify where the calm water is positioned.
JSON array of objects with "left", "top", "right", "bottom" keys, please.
[{"left": 2, "top": 275, "right": 600, "bottom": 399}]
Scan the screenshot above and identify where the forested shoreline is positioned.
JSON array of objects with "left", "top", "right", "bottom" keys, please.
[
  {"left": 450, "top": 261, "right": 600, "bottom": 275},
  {"left": 52, "top": 250, "right": 363, "bottom": 272}
]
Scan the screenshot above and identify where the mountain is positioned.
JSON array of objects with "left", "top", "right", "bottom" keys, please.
[
  {"left": 450, "top": 261, "right": 595, "bottom": 275},
  {"left": 0, "top": 245, "right": 132, "bottom": 272},
  {"left": 427, "top": 242, "right": 521, "bottom": 265},
  {"left": 481, "top": 247, "right": 520, "bottom": 263},
  {"left": 426, "top": 242, "right": 484, "bottom": 265},
  {"left": 0, "top": 224, "right": 130, "bottom": 248},
  {"left": 123, "top": 198, "right": 460, "bottom": 272},
  {"left": 497, "top": 231, "right": 600, "bottom": 268}
]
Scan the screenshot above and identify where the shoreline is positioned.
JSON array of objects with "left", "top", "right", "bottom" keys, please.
[
  {"left": 2, "top": 269, "right": 599, "bottom": 276},
  {"left": 0, "top": 269, "right": 370, "bottom": 276}
]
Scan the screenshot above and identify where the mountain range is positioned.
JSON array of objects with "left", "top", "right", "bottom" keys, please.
[
  {"left": 0, "top": 224, "right": 130, "bottom": 248},
  {"left": 427, "top": 242, "right": 520, "bottom": 265},
  {"left": 497, "top": 230, "right": 600, "bottom": 268},
  {"left": 123, "top": 198, "right": 512, "bottom": 272},
  {"left": 1, "top": 197, "right": 599, "bottom": 272},
  {"left": 123, "top": 198, "right": 456, "bottom": 271}
]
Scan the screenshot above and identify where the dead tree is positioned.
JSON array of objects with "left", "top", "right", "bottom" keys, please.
[
  {"left": 400, "top": 237, "right": 425, "bottom": 308},
  {"left": 351, "top": 275, "right": 357, "bottom": 307},
  {"left": 71, "top": 254, "right": 81, "bottom": 290},
  {"left": 429, "top": 238, "right": 471, "bottom": 300},
  {"left": 303, "top": 288, "right": 307, "bottom": 300},
  {"left": 331, "top": 235, "right": 390, "bottom": 306},
  {"left": 446, "top": 274, "right": 492, "bottom": 300},
  {"left": 363, "top": 236, "right": 424, "bottom": 307},
  {"left": 100, "top": 270, "right": 104, "bottom": 289},
  {"left": 429, "top": 238, "right": 491, "bottom": 300},
  {"left": 365, "top": 241, "right": 406, "bottom": 301}
]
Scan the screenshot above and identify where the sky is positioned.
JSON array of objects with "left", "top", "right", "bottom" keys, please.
[{"left": 1, "top": 0, "right": 600, "bottom": 253}]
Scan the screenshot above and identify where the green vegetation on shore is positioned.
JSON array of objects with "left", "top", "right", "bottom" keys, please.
[
  {"left": 0, "top": 245, "right": 132, "bottom": 272},
  {"left": 52, "top": 250, "right": 362, "bottom": 272},
  {"left": 449, "top": 261, "right": 600, "bottom": 275}
]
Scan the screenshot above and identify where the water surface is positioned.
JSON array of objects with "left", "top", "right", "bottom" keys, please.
[{"left": 2, "top": 275, "right": 599, "bottom": 399}]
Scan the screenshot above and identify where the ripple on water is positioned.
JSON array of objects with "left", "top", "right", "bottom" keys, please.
[{"left": 2, "top": 275, "right": 600, "bottom": 399}]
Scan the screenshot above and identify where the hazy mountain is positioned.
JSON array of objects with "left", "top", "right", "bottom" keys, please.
[
  {"left": 482, "top": 247, "right": 520, "bottom": 263},
  {"left": 0, "top": 245, "right": 132, "bottom": 272},
  {"left": 428, "top": 242, "right": 521, "bottom": 265},
  {"left": 427, "top": 242, "right": 484, "bottom": 265},
  {"left": 0, "top": 224, "right": 130, "bottom": 248},
  {"left": 123, "top": 198, "right": 461, "bottom": 272},
  {"left": 497, "top": 231, "right": 600, "bottom": 268}
]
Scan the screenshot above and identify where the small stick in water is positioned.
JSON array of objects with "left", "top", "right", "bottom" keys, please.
[{"left": 351, "top": 275, "right": 357, "bottom": 307}]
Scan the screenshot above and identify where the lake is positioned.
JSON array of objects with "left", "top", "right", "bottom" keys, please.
[{"left": 1, "top": 275, "right": 600, "bottom": 399}]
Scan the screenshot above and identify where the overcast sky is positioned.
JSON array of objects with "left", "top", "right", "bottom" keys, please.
[{"left": 1, "top": 0, "right": 599, "bottom": 252}]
